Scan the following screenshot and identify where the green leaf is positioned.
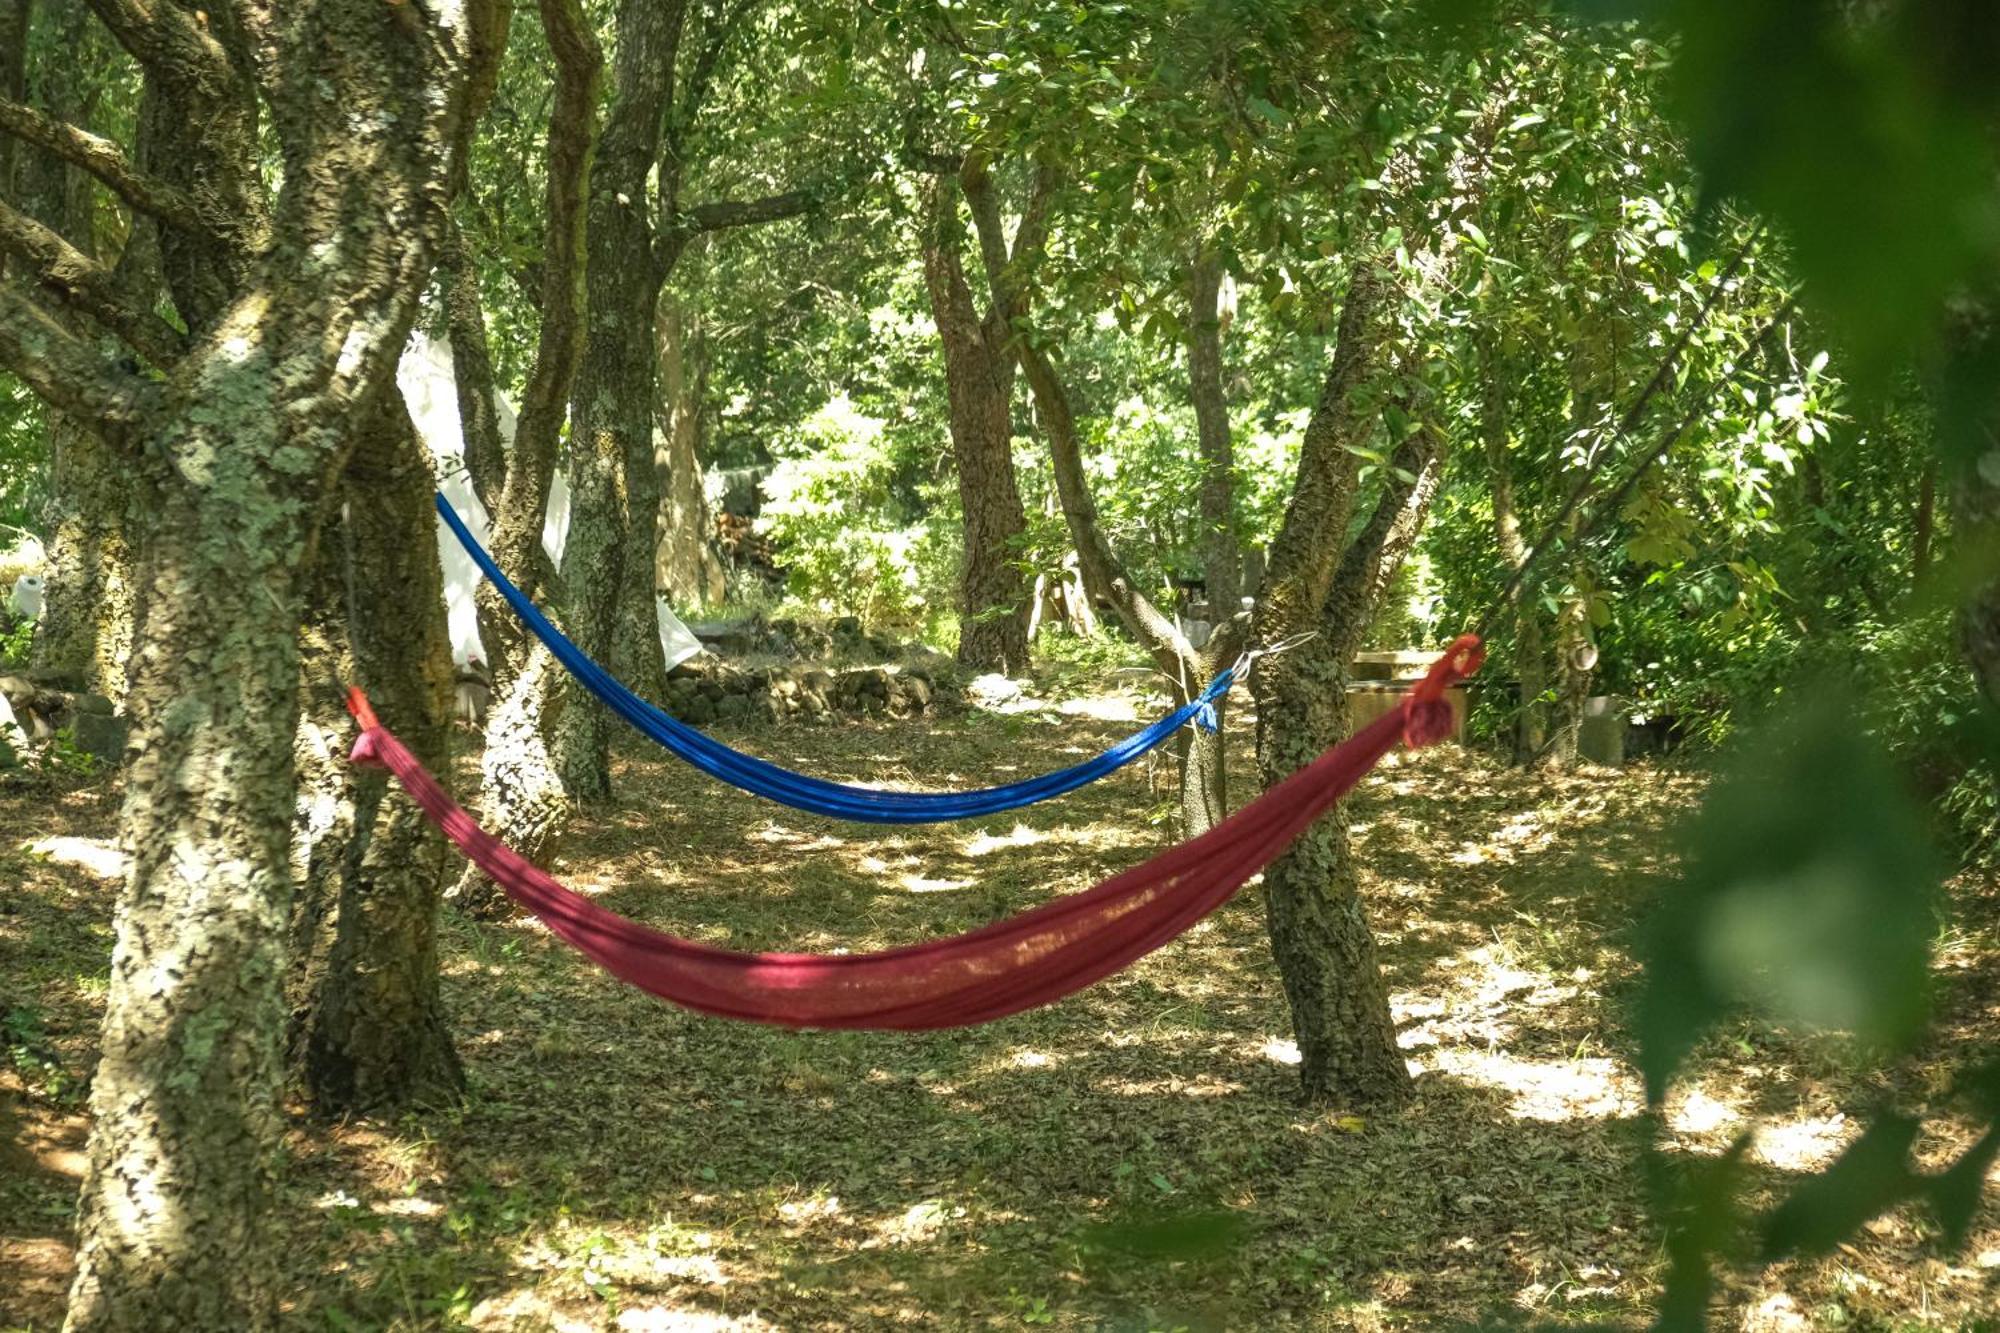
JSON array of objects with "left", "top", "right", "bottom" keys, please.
[
  {"left": 1635, "top": 688, "right": 1941, "bottom": 1104},
  {"left": 1246, "top": 96, "right": 1288, "bottom": 127}
]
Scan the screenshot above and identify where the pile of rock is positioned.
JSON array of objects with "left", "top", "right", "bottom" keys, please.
[
  {"left": 660, "top": 655, "right": 941, "bottom": 726},
  {"left": 0, "top": 671, "right": 129, "bottom": 764}
]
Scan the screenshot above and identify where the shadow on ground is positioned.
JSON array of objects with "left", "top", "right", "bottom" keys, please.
[{"left": 2, "top": 692, "right": 1996, "bottom": 1331}]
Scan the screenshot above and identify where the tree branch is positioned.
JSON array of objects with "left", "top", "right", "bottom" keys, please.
[
  {"left": 480, "top": 0, "right": 602, "bottom": 659},
  {"left": 82, "top": 0, "right": 233, "bottom": 96},
  {"left": 1009, "top": 160, "right": 1058, "bottom": 272},
  {"left": 1255, "top": 266, "right": 1389, "bottom": 635},
  {"left": 0, "top": 96, "right": 206, "bottom": 233},
  {"left": 0, "top": 279, "right": 161, "bottom": 445},
  {"left": 1020, "top": 338, "right": 1199, "bottom": 675},
  {"left": 960, "top": 153, "right": 1012, "bottom": 303},
  {"left": 0, "top": 197, "right": 186, "bottom": 366},
  {"left": 682, "top": 188, "right": 813, "bottom": 235},
  {"left": 1326, "top": 415, "right": 1446, "bottom": 656}
]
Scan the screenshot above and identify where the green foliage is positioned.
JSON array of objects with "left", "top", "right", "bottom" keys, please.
[
  {"left": 0, "top": 615, "right": 32, "bottom": 669},
  {"left": 758, "top": 395, "right": 958, "bottom": 632},
  {"left": 1636, "top": 690, "right": 1942, "bottom": 1104},
  {"left": 0, "top": 375, "right": 47, "bottom": 535},
  {"left": 3, "top": 1003, "right": 79, "bottom": 1105}
]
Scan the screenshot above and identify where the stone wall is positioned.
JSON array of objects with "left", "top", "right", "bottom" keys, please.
[{"left": 660, "top": 655, "right": 942, "bottom": 726}]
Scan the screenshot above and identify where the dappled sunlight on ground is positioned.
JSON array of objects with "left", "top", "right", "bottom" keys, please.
[{"left": 3, "top": 689, "right": 1998, "bottom": 1330}]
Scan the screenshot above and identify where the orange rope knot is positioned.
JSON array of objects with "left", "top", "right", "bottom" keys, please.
[{"left": 344, "top": 686, "right": 381, "bottom": 731}]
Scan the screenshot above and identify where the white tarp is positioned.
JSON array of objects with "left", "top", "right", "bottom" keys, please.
[
  {"left": 0, "top": 692, "right": 25, "bottom": 753},
  {"left": 396, "top": 333, "right": 703, "bottom": 675}
]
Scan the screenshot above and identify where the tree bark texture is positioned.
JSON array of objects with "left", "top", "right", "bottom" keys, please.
[
  {"left": 48, "top": 6, "right": 481, "bottom": 1328},
  {"left": 31, "top": 421, "right": 133, "bottom": 698},
  {"left": 1188, "top": 253, "right": 1241, "bottom": 615},
  {"left": 1246, "top": 270, "right": 1423, "bottom": 1106},
  {"left": 457, "top": 0, "right": 601, "bottom": 909},
  {"left": 441, "top": 220, "right": 510, "bottom": 512},
  {"left": 654, "top": 293, "right": 727, "bottom": 605},
  {"left": 555, "top": 0, "right": 684, "bottom": 798},
  {"left": 288, "top": 395, "right": 462, "bottom": 1116},
  {"left": 922, "top": 172, "right": 1031, "bottom": 675}
]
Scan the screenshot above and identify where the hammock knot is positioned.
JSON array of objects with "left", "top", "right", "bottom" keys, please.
[
  {"left": 1400, "top": 634, "right": 1483, "bottom": 749},
  {"left": 344, "top": 687, "right": 390, "bottom": 769},
  {"left": 1193, "top": 699, "right": 1220, "bottom": 734}
]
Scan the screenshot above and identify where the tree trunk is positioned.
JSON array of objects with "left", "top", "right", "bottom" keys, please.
[
  {"left": 57, "top": 6, "right": 478, "bottom": 1327},
  {"left": 32, "top": 422, "right": 133, "bottom": 698},
  {"left": 654, "top": 293, "right": 727, "bottom": 605},
  {"left": 21, "top": 1, "right": 132, "bottom": 701},
  {"left": 1540, "top": 344, "right": 1601, "bottom": 769},
  {"left": 1246, "top": 271, "right": 1421, "bottom": 1106},
  {"left": 1253, "top": 643, "right": 1409, "bottom": 1102},
  {"left": 921, "top": 175, "right": 1031, "bottom": 675},
  {"left": 454, "top": 0, "right": 600, "bottom": 911},
  {"left": 441, "top": 221, "right": 510, "bottom": 511},
  {"left": 615, "top": 418, "right": 670, "bottom": 707},
  {"left": 1188, "top": 253, "right": 1240, "bottom": 615},
  {"left": 288, "top": 396, "right": 462, "bottom": 1115},
  {"left": 1479, "top": 333, "right": 1547, "bottom": 763},
  {"left": 68, "top": 462, "right": 316, "bottom": 1332},
  {"left": 1545, "top": 559, "right": 1594, "bottom": 767},
  {"left": 461, "top": 644, "right": 571, "bottom": 908},
  {"left": 555, "top": 0, "right": 684, "bottom": 797},
  {"left": 1175, "top": 703, "right": 1228, "bottom": 834}
]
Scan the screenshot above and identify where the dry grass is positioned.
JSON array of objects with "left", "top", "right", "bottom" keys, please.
[{"left": 2, "top": 681, "right": 1997, "bottom": 1331}]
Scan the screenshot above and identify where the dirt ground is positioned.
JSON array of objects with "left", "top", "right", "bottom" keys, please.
[{"left": 3, "top": 679, "right": 1997, "bottom": 1330}]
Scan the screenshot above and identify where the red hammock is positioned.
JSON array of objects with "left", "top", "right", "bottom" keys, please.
[{"left": 348, "top": 636, "right": 1482, "bottom": 1030}]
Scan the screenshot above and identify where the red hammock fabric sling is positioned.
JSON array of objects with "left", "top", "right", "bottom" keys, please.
[{"left": 347, "top": 636, "right": 1482, "bottom": 1030}]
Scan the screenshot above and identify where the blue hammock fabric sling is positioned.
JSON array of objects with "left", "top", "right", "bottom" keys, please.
[{"left": 438, "top": 494, "right": 1238, "bottom": 824}]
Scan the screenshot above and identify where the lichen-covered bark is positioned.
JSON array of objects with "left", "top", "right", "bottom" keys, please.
[
  {"left": 458, "top": 0, "right": 600, "bottom": 905},
  {"left": 31, "top": 422, "right": 132, "bottom": 697},
  {"left": 1246, "top": 271, "right": 1416, "bottom": 1106},
  {"left": 1256, "top": 418, "right": 1445, "bottom": 1106},
  {"left": 58, "top": 4, "right": 477, "bottom": 1328},
  {"left": 458, "top": 641, "right": 570, "bottom": 916},
  {"left": 555, "top": 0, "right": 685, "bottom": 798},
  {"left": 922, "top": 173, "right": 1031, "bottom": 675},
  {"left": 289, "top": 396, "right": 461, "bottom": 1116}
]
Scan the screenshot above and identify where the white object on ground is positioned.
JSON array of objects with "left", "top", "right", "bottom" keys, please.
[
  {"left": 0, "top": 691, "right": 26, "bottom": 752},
  {"left": 6, "top": 572, "right": 42, "bottom": 620},
  {"left": 398, "top": 333, "right": 703, "bottom": 675}
]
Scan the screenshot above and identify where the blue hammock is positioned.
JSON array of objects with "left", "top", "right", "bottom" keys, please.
[{"left": 438, "top": 494, "right": 1237, "bottom": 823}]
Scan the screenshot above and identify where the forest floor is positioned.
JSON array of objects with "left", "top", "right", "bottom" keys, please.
[{"left": 3, "top": 672, "right": 1998, "bottom": 1331}]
